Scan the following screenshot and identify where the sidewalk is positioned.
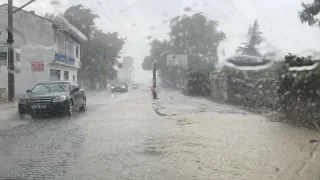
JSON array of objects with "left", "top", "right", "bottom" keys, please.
[
  {"left": 153, "top": 90, "right": 248, "bottom": 116},
  {"left": 0, "top": 101, "right": 27, "bottom": 130}
]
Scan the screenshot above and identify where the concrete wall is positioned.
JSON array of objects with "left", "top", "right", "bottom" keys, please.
[
  {"left": 0, "top": 4, "right": 55, "bottom": 96},
  {"left": 0, "top": 5, "right": 80, "bottom": 97},
  {"left": 49, "top": 63, "right": 78, "bottom": 82}
]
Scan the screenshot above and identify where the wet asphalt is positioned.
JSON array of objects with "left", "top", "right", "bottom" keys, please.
[{"left": 0, "top": 89, "right": 320, "bottom": 180}]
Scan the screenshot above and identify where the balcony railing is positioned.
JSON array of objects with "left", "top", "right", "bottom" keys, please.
[{"left": 55, "top": 53, "right": 75, "bottom": 65}]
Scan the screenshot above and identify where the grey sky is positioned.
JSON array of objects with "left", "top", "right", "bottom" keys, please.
[{"left": 8, "top": 0, "right": 320, "bottom": 82}]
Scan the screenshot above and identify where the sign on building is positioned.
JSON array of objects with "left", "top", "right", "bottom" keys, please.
[
  {"left": 31, "top": 61, "right": 44, "bottom": 72},
  {"left": 167, "top": 54, "right": 188, "bottom": 69}
]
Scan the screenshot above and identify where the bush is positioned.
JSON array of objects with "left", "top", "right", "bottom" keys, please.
[
  {"left": 277, "top": 54, "right": 320, "bottom": 126},
  {"left": 187, "top": 69, "right": 210, "bottom": 96}
]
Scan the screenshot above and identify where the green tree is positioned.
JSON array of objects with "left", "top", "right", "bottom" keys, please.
[
  {"left": 237, "top": 20, "right": 263, "bottom": 57},
  {"left": 169, "top": 13, "right": 226, "bottom": 64},
  {"left": 64, "top": 5, "right": 99, "bottom": 38},
  {"left": 299, "top": 0, "right": 320, "bottom": 27},
  {"left": 142, "top": 14, "right": 226, "bottom": 86},
  {"left": 64, "top": 5, "right": 125, "bottom": 89}
]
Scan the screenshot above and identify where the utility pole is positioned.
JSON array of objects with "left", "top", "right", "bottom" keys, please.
[
  {"left": 7, "top": 0, "right": 37, "bottom": 101},
  {"left": 152, "top": 60, "right": 157, "bottom": 99},
  {"left": 7, "top": 0, "right": 14, "bottom": 101}
]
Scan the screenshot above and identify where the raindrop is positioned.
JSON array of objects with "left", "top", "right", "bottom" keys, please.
[
  {"left": 56, "top": 14, "right": 88, "bottom": 41},
  {"left": 184, "top": 7, "right": 192, "bottom": 12},
  {"left": 50, "top": 0, "right": 60, "bottom": 6},
  {"left": 162, "top": 20, "right": 168, "bottom": 24},
  {"left": 131, "top": 23, "right": 136, "bottom": 27},
  {"left": 149, "top": 26, "right": 155, "bottom": 30},
  {"left": 184, "top": 31, "right": 189, "bottom": 36},
  {"left": 289, "top": 62, "right": 319, "bottom": 71},
  {"left": 169, "top": 42, "right": 174, "bottom": 46},
  {"left": 171, "top": 35, "right": 176, "bottom": 40},
  {"left": 7, "top": 66, "right": 21, "bottom": 74},
  {"left": 224, "top": 55, "right": 273, "bottom": 71},
  {"left": 179, "top": 24, "right": 184, "bottom": 28},
  {"left": 220, "top": 49, "right": 226, "bottom": 57},
  {"left": 113, "top": 63, "right": 120, "bottom": 71},
  {"left": 108, "top": 43, "right": 112, "bottom": 47},
  {"left": 81, "top": 24, "right": 86, "bottom": 29},
  {"left": 309, "top": 140, "right": 318, "bottom": 145},
  {"left": 292, "top": 73, "right": 297, "bottom": 77},
  {"left": 220, "top": 13, "right": 227, "bottom": 19},
  {"left": 258, "top": 85, "right": 263, "bottom": 89},
  {"left": 147, "top": 36, "right": 153, "bottom": 40},
  {"left": 178, "top": 32, "right": 184, "bottom": 36}
]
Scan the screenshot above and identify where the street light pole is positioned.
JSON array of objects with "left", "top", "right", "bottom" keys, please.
[{"left": 7, "top": 0, "right": 14, "bottom": 101}]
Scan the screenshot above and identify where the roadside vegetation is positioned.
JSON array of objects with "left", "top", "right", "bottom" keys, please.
[{"left": 142, "top": 0, "right": 320, "bottom": 128}]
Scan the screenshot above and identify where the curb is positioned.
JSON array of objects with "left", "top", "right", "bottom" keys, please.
[{"left": 152, "top": 100, "right": 168, "bottom": 116}]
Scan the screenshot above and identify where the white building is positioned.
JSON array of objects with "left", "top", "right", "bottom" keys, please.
[
  {"left": 0, "top": 4, "right": 81, "bottom": 97},
  {"left": 118, "top": 56, "right": 134, "bottom": 84}
]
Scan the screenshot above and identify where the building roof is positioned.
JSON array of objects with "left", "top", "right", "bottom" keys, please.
[
  {"left": 0, "top": 3, "right": 53, "bottom": 22},
  {"left": 0, "top": 3, "right": 82, "bottom": 43}
]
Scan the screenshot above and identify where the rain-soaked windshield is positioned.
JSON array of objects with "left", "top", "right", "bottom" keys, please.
[
  {"left": 32, "top": 83, "right": 69, "bottom": 93},
  {"left": 1, "top": 0, "right": 320, "bottom": 179}
]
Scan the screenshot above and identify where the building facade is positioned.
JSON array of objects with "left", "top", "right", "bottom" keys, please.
[
  {"left": 118, "top": 56, "right": 134, "bottom": 84},
  {"left": 0, "top": 4, "right": 80, "bottom": 97}
]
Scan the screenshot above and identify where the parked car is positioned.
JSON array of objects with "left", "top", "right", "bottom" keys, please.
[
  {"left": 132, "top": 83, "right": 139, "bottom": 89},
  {"left": 111, "top": 82, "right": 128, "bottom": 92},
  {"left": 18, "top": 81, "right": 86, "bottom": 117}
]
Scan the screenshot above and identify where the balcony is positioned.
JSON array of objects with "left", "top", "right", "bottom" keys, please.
[{"left": 55, "top": 53, "right": 75, "bottom": 66}]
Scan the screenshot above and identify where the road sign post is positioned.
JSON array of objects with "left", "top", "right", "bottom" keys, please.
[{"left": 167, "top": 55, "right": 188, "bottom": 92}]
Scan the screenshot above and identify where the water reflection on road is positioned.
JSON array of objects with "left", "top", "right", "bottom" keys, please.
[{"left": 0, "top": 89, "right": 319, "bottom": 180}]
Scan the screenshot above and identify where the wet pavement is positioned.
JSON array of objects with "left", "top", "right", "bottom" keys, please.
[{"left": 0, "top": 89, "right": 320, "bottom": 180}]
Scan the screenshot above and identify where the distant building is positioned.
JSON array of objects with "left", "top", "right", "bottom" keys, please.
[
  {"left": 0, "top": 4, "right": 81, "bottom": 96},
  {"left": 118, "top": 56, "right": 134, "bottom": 83}
]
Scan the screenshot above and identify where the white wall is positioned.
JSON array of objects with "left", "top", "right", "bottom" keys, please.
[
  {"left": 49, "top": 63, "right": 77, "bottom": 82},
  {"left": 53, "top": 29, "right": 80, "bottom": 68},
  {"left": 0, "top": 5, "right": 55, "bottom": 96}
]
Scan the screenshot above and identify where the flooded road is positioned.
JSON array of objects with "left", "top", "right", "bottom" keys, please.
[{"left": 0, "top": 89, "right": 319, "bottom": 180}]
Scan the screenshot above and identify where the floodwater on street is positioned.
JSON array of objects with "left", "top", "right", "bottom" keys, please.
[{"left": 0, "top": 89, "right": 319, "bottom": 180}]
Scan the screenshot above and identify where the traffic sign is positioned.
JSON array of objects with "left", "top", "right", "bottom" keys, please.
[{"left": 167, "top": 54, "right": 188, "bottom": 69}]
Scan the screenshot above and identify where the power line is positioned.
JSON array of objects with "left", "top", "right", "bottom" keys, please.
[{"left": 13, "top": 0, "right": 37, "bottom": 13}]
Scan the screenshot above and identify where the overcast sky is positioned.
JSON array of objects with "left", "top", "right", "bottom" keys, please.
[{"left": 8, "top": 0, "right": 320, "bottom": 83}]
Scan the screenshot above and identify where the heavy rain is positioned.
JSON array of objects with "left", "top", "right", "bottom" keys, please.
[{"left": 0, "top": 0, "right": 320, "bottom": 180}]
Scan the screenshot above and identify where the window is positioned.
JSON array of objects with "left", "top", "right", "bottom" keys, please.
[
  {"left": 64, "top": 71, "right": 69, "bottom": 80},
  {"left": 50, "top": 69, "right": 60, "bottom": 81},
  {"left": 0, "top": 52, "right": 7, "bottom": 65},
  {"left": 76, "top": 46, "right": 79, "bottom": 58},
  {"left": 73, "top": 75, "right": 76, "bottom": 81}
]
